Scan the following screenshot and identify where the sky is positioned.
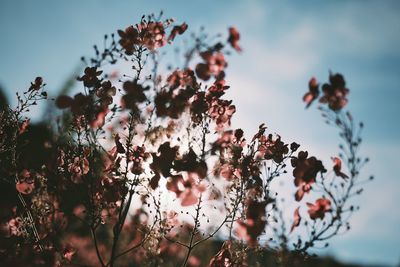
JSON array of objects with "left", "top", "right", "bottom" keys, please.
[{"left": 0, "top": 0, "right": 399, "bottom": 266}]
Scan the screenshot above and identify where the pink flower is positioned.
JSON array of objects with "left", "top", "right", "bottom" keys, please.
[
  {"left": 168, "top": 23, "right": 188, "bottom": 42},
  {"left": 332, "top": 157, "right": 349, "bottom": 179},
  {"left": 208, "top": 241, "right": 233, "bottom": 267},
  {"left": 208, "top": 99, "right": 236, "bottom": 131},
  {"left": 290, "top": 207, "right": 301, "bottom": 233},
  {"left": 307, "top": 198, "right": 331, "bottom": 220},
  {"left": 139, "top": 21, "right": 167, "bottom": 50},
  {"left": 68, "top": 157, "right": 90, "bottom": 183},
  {"left": 303, "top": 77, "right": 319, "bottom": 108},
  {"left": 227, "top": 27, "right": 242, "bottom": 52},
  {"left": 195, "top": 51, "right": 227, "bottom": 81},
  {"left": 257, "top": 134, "right": 289, "bottom": 163},
  {"left": 235, "top": 199, "right": 267, "bottom": 245},
  {"left": 319, "top": 73, "right": 349, "bottom": 111},
  {"left": 16, "top": 169, "right": 35, "bottom": 194},
  {"left": 29, "top": 76, "right": 43, "bottom": 91},
  {"left": 291, "top": 151, "right": 326, "bottom": 201},
  {"left": 118, "top": 25, "right": 140, "bottom": 55},
  {"left": 6, "top": 217, "right": 24, "bottom": 236},
  {"left": 167, "top": 68, "right": 198, "bottom": 90},
  {"left": 16, "top": 181, "right": 35, "bottom": 195}
]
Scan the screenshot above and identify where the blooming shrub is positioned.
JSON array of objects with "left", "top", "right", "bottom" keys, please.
[{"left": 0, "top": 13, "right": 370, "bottom": 267}]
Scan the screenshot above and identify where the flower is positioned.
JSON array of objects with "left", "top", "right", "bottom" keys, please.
[
  {"left": 118, "top": 25, "right": 140, "bottom": 55},
  {"left": 235, "top": 199, "right": 267, "bottom": 245},
  {"left": 319, "top": 73, "right": 349, "bottom": 111},
  {"left": 90, "top": 107, "right": 108, "bottom": 129},
  {"left": 332, "top": 157, "right": 349, "bottom": 179},
  {"left": 6, "top": 217, "right": 24, "bottom": 236},
  {"left": 121, "top": 80, "right": 149, "bottom": 111},
  {"left": 68, "top": 157, "right": 90, "bottom": 183},
  {"left": 257, "top": 134, "right": 289, "bottom": 163},
  {"left": 16, "top": 169, "right": 35, "bottom": 194},
  {"left": 150, "top": 142, "right": 179, "bottom": 177},
  {"left": 18, "top": 118, "right": 30, "bottom": 135},
  {"left": 77, "top": 67, "right": 102, "bottom": 88},
  {"left": 303, "top": 77, "right": 319, "bottom": 108},
  {"left": 291, "top": 151, "right": 326, "bottom": 201},
  {"left": 227, "top": 27, "right": 241, "bottom": 52},
  {"left": 307, "top": 198, "right": 331, "bottom": 220},
  {"left": 130, "top": 145, "right": 148, "bottom": 175},
  {"left": 174, "top": 149, "right": 208, "bottom": 179},
  {"left": 168, "top": 22, "right": 188, "bottom": 42},
  {"left": 167, "top": 68, "right": 198, "bottom": 90},
  {"left": 29, "top": 77, "right": 43, "bottom": 91},
  {"left": 16, "top": 181, "right": 35, "bottom": 195},
  {"left": 205, "top": 79, "right": 229, "bottom": 101},
  {"left": 290, "top": 207, "right": 301, "bottom": 233},
  {"left": 208, "top": 99, "right": 236, "bottom": 131},
  {"left": 190, "top": 91, "right": 208, "bottom": 123},
  {"left": 96, "top": 80, "right": 116, "bottom": 107},
  {"left": 154, "top": 87, "right": 195, "bottom": 119},
  {"left": 195, "top": 51, "right": 227, "bottom": 81},
  {"left": 139, "top": 21, "right": 167, "bottom": 50},
  {"left": 63, "top": 246, "right": 76, "bottom": 262},
  {"left": 166, "top": 174, "right": 205, "bottom": 206},
  {"left": 208, "top": 241, "right": 233, "bottom": 267}
]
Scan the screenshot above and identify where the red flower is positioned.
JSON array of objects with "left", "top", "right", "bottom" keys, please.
[
  {"left": 219, "top": 163, "right": 235, "bottom": 181},
  {"left": 319, "top": 73, "right": 349, "bottom": 111},
  {"left": 303, "top": 77, "right": 319, "bottom": 108},
  {"left": 307, "top": 198, "right": 331, "bottom": 220},
  {"left": 227, "top": 27, "right": 242, "bottom": 52},
  {"left": 291, "top": 151, "right": 326, "bottom": 201}
]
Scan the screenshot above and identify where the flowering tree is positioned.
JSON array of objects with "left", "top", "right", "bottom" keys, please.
[{"left": 0, "top": 13, "right": 370, "bottom": 267}]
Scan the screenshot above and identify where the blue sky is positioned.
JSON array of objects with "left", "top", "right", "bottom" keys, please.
[{"left": 1, "top": 0, "right": 399, "bottom": 266}]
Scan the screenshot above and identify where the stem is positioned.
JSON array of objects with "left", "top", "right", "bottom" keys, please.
[
  {"left": 90, "top": 226, "right": 106, "bottom": 267},
  {"left": 109, "top": 114, "right": 136, "bottom": 267},
  {"left": 181, "top": 194, "right": 203, "bottom": 267}
]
